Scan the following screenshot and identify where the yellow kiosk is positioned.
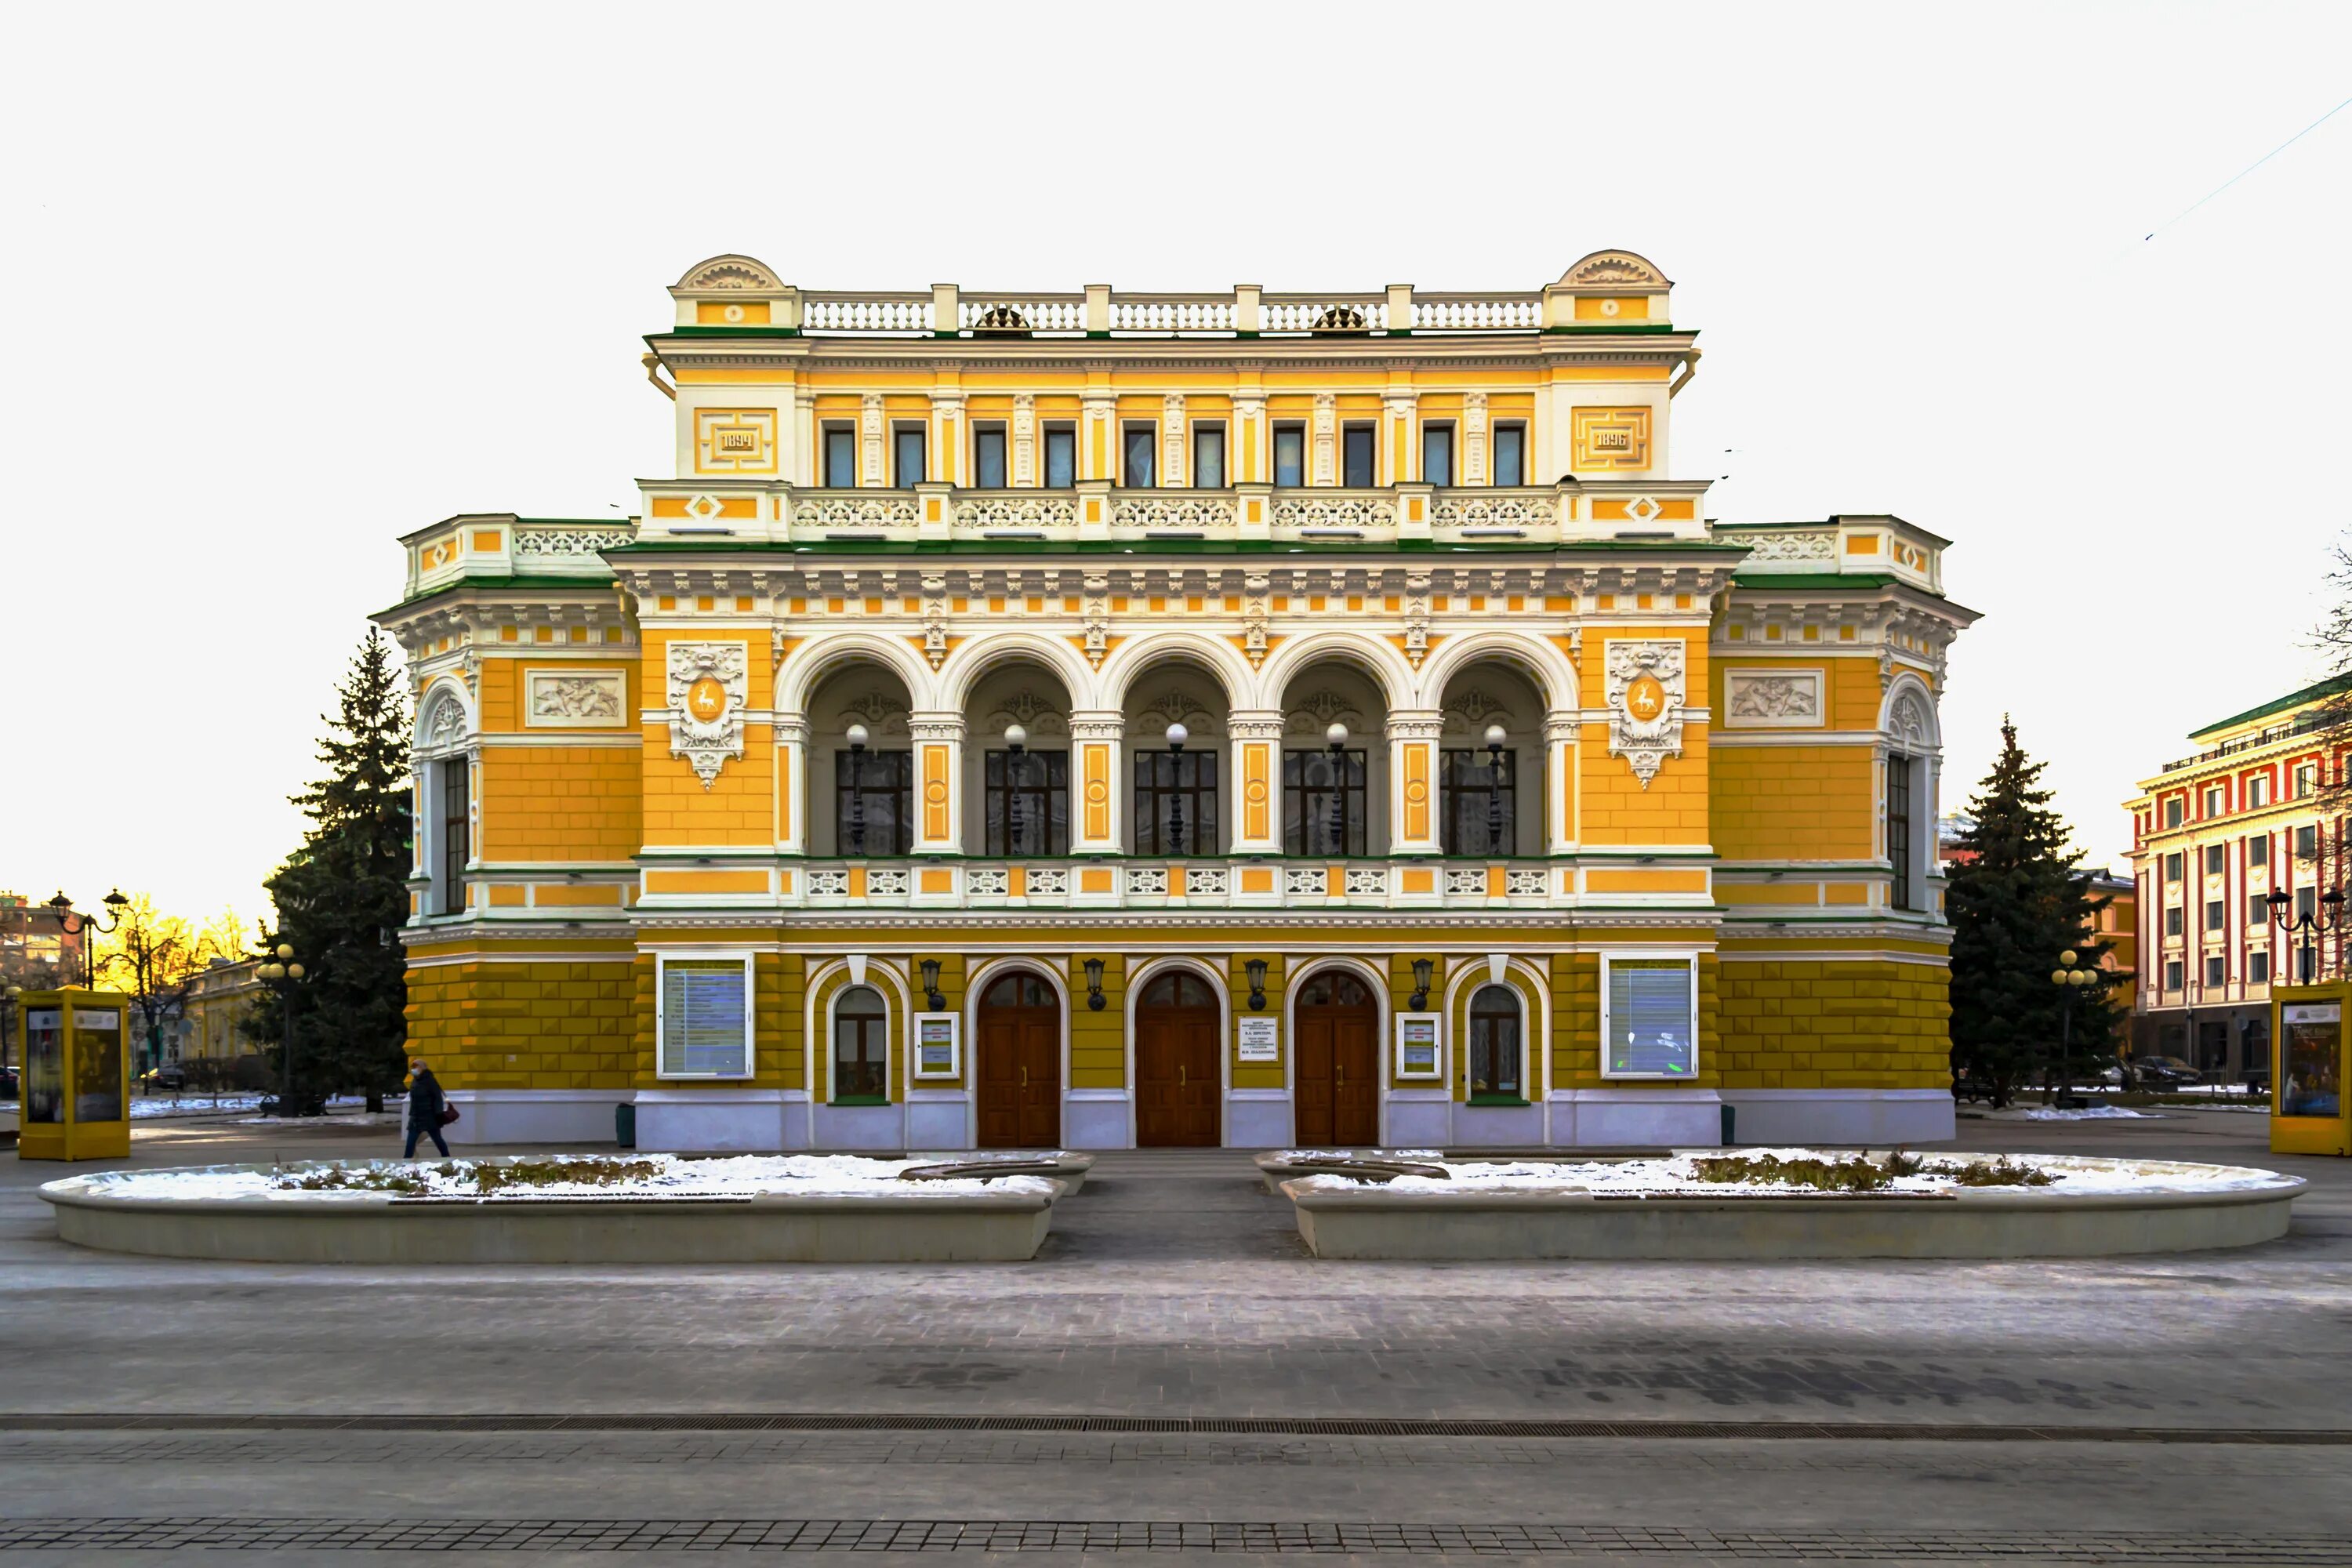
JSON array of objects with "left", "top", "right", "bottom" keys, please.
[
  {"left": 2271, "top": 982, "right": 2350, "bottom": 1158},
  {"left": 16, "top": 989, "right": 132, "bottom": 1161}
]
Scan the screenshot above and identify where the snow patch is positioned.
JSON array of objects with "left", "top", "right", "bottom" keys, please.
[{"left": 67, "top": 1154, "right": 1060, "bottom": 1203}]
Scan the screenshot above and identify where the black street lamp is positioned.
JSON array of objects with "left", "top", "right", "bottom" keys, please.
[
  {"left": 258, "top": 943, "right": 307, "bottom": 1114},
  {"left": 1164, "top": 722, "right": 1189, "bottom": 857},
  {"left": 2049, "top": 949, "right": 2097, "bottom": 1109},
  {"left": 2266, "top": 885, "right": 2343, "bottom": 984},
  {"left": 1324, "top": 723, "right": 1349, "bottom": 858},
  {"left": 47, "top": 889, "right": 128, "bottom": 987},
  {"left": 845, "top": 723, "right": 869, "bottom": 855},
  {"left": 1004, "top": 724, "right": 1028, "bottom": 855},
  {"left": 1483, "top": 724, "right": 1508, "bottom": 854}
]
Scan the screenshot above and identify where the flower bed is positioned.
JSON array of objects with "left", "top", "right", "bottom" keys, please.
[
  {"left": 40, "top": 1155, "right": 1069, "bottom": 1264},
  {"left": 1265, "top": 1149, "right": 2305, "bottom": 1260}
]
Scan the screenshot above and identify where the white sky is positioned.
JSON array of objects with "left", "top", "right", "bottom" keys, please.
[{"left": 4, "top": 2, "right": 2347, "bottom": 920}]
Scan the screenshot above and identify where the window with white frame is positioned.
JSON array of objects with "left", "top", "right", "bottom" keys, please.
[
  {"left": 832, "top": 984, "right": 889, "bottom": 1102},
  {"left": 2295, "top": 763, "right": 2319, "bottom": 798},
  {"left": 1602, "top": 956, "right": 1697, "bottom": 1079},
  {"left": 2165, "top": 798, "right": 2183, "bottom": 828},
  {"left": 2205, "top": 955, "right": 2227, "bottom": 988},
  {"left": 2249, "top": 774, "right": 2271, "bottom": 808},
  {"left": 659, "top": 956, "right": 752, "bottom": 1078},
  {"left": 2249, "top": 835, "right": 2270, "bottom": 867},
  {"left": 2205, "top": 786, "right": 2226, "bottom": 816},
  {"left": 1466, "top": 984, "right": 1523, "bottom": 1102},
  {"left": 2204, "top": 844, "right": 2227, "bottom": 876},
  {"left": 2163, "top": 959, "right": 2183, "bottom": 990},
  {"left": 2251, "top": 950, "right": 2272, "bottom": 985}
]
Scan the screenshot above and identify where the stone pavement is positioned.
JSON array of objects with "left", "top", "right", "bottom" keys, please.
[{"left": 0, "top": 1109, "right": 2346, "bottom": 1562}]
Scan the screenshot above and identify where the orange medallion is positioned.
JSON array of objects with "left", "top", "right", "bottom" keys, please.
[
  {"left": 687, "top": 676, "right": 728, "bottom": 722},
  {"left": 1625, "top": 673, "right": 1667, "bottom": 721}
]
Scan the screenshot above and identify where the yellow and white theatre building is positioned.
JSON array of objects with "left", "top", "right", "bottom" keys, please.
[{"left": 376, "top": 251, "right": 1978, "bottom": 1153}]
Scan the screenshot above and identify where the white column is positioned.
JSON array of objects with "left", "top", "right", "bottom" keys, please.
[
  {"left": 1384, "top": 393, "right": 1417, "bottom": 485},
  {"left": 1386, "top": 711, "right": 1443, "bottom": 855},
  {"left": 1544, "top": 713, "right": 1579, "bottom": 853},
  {"left": 860, "top": 393, "right": 885, "bottom": 488},
  {"left": 774, "top": 717, "right": 808, "bottom": 855},
  {"left": 929, "top": 392, "right": 964, "bottom": 487},
  {"left": 1228, "top": 711, "right": 1285, "bottom": 854},
  {"left": 909, "top": 713, "right": 964, "bottom": 853},
  {"left": 1069, "top": 712, "right": 1125, "bottom": 854}
]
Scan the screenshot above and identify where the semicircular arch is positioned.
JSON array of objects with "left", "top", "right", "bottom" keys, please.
[
  {"left": 1256, "top": 630, "right": 1417, "bottom": 712},
  {"left": 935, "top": 630, "right": 1097, "bottom": 713},
  {"left": 1097, "top": 632, "right": 1254, "bottom": 713},
  {"left": 1414, "top": 629, "right": 1578, "bottom": 712},
  {"left": 778, "top": 632, "right": 934, "bottom": 716}
]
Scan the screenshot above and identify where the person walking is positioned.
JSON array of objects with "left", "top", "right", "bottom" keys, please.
[{"left": 403, "top": 1057, "right": 451, "bottom": 1158}]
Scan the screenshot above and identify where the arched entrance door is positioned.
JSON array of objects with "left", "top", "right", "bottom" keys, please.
[
  {"left": 976, "top": 971, "right": 1060, "bottom": 1149},
  {"left": 1294, "top": 970, "right": 1379, "bottom": 1147},
  {"left": 1134, "top": 970, "right": 1221, "bottom": 1147}
]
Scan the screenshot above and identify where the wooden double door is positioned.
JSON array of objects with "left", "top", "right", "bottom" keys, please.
[
  {"left": 1135, "top": 970, "right": 1221, "bottom": 1147},
  {"left": 1294, "top": 970, "right": 1381, "bottom": 1147},
  {"left": 976, "top": 971, "right": 1061, "bottom": 1149}
]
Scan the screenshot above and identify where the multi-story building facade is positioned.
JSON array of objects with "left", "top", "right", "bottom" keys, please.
[
  {"left": 2127, "top": 677, "right": 2350, "bottom": 1079},
  {"left": 173, "top": 957, "right": 263, "bottom": 1067},
  {"left": 376, "top": 251, "right": 1978, "bottom": 1153}
]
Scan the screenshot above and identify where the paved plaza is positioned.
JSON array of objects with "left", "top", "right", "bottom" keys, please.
[{"left": 1, "top": 1109, "right": 2347, "bottom": 1563}]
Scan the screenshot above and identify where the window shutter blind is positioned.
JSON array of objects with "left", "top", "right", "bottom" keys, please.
[
  {"left": 1609, "top": 960, "right": 1694, "bottom": 1076},
  {"left": 662, "top": 960, "right": 748, "bottom": 1076}
]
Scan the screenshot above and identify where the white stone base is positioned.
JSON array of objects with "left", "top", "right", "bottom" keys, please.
[
  {"left": 1547, "top": 1087, "right": 1725, "bottom": 1149},
  {"left": 1718, "top": 1088, "right": 1955, "bottom": 1146},
  {"left": 442, "top": 1090, "right": 630, "bottom": 1148},
  {"left": 811, "top": 1102, "right": 907, "bottom": 1152},
  {"left": 905, "top": 1090, "right": 971, "bottom": 1151},
  {"left": 1225, "top": 1089, "right": 1290, "bottom": 1150},
  {"left": 1062, "top": 1089, "right": 1132, "bottom": 1149},
  {"left": 1383, "top": 1089, "right": 1451, "bottom": 1149},
  {"left": 633, "top": 1089, "right": 810, "bottom": 1153},
  {"left": 1450, "top": 1099, "right": 1545, "bottom": 1148}
]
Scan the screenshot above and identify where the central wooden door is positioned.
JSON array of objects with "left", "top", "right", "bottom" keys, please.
[
  {"left": 1134, "top": 970, "right": 1221, "bottom": 1147},
  {"left": 976, "top": 971, "right": 1061, "bottom": 1149},
  {"left": 1294, "top": 970, "right": 1380, "bottom": 1147}
]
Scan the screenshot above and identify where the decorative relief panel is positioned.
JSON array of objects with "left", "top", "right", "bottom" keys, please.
[
  {"left": 666, "top": 642, "right": 747, "bottom": 788},
  {"left": 525, "top": 670, "right": 626, "bottom": 728},
  {"left": 1604, "top": 640, "right": 1686, "bottom": 788},
  {"left": 1723, "top": 669, "right": 1822, "bottom": 729},
  {"left": 693, "top": 408, "right": 778, "bottom": 474},
  {"left": 1570, "top": 406, "right": 1652, "bottom": 471},
  {"left": 419, "top": 691, "right": 470, "bottom": 753},
  {"left": 1463, "top": 392, "right": 1489, "bottom": 485}
]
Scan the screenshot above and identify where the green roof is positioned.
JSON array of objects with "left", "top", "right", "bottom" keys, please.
[{"left": 2190, "top": 673, "right": 2352, "bottom": 739}]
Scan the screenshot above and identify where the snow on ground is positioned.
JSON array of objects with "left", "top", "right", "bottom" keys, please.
[
  {"left": 2013, "top": 1105, "right": 2154, "bottom": 1121},
  {"left": 65, "top": 1153, "right": 1060, "bottom": 1203},
  {"left": 1280, "top": 1147, "right": 2289, "bottom": 1197}
]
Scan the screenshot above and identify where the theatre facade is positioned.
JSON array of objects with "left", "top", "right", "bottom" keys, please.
[{"left": 376, "top": 251, "right": 1978, "bottom": 1152}]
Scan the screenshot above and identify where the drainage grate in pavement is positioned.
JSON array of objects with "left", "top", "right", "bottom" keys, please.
[
  {"left": 1, "top": 1412, "right": 2347, "bottom": 1444},
  {"left": 0, "top": 1518, "right": 2343, "bottom": 1559}
]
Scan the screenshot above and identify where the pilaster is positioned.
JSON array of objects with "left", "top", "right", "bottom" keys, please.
[
  {"left": 1387, "top": 710, "right": 1444, "bottom": 855},
  {"left": 1229, "top": 710, "right": 1285, "bottom": 854},
  {"left": 909, "top": 713, "right": 964, "bottom": 854},
  {"left": 1070, "top": 712, "right": 1126, "bottom": 854}
]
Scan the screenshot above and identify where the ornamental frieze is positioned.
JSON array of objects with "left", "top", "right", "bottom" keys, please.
[{"left": 666, "top": 641, "right": 747, "bottom": 788}]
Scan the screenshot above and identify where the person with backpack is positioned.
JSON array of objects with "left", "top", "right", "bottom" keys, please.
[{"left": 404, "top": 1058, "right": 453, "bottom": 1157}]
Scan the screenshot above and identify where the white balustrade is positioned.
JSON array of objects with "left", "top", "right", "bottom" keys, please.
[
  {"left": 782, "top": 858, "right": 1570, "bottom": 910},
  {"left": 1109, "top": 297, "right": 1237, "bottom": 333},
  {"left": 953, "top": 494, "right": 1078, "bottom": 532},
  {"left": 1026, "top": 867, "right": 1071, "bottom": 897},
  {"left": 1128, "top": 867, "right": 1169, "bottom": 897},
  {"left": 866, "top": 868, "right": 910, "bottom": 896},
  {"left": 1506, "top": 869, "right": 1548, "bottom": 898},
  {"left": 808, "top": 869, "right": 851, "bottom": 898},
  {"left": 967, "top": 868, "right": 1009, "bottom": 897},
  {"left": 1109, "top": 493, "right": 1237, "bottom": 534},
  {"left": 1410, "top": 296, "right": 1542, "bottom": 331},
  {"left": 1258, "top": 297, "right": 1388, "bottom": 334},
  {"left": 960, "top": 296, "right": 1086, "bottom": 334},
  {"left": 1186, "top": 866, "right": 1229, "bottom": 897},
  {"left": 793, "top": 495, "right": 922, "bottom": 532},
  {"left": 1272, "top": 492, "right": 1396, "bottom": 535},
  {"left": 1345, "top": 867, "right": 1387, "bottom": 897},
  {"left": 802, "top": 295, "right": 931, "bottom": 333},
  {"left": 1285, "top": 867, "right": 1327, "bottom": 897},
  {"left": 1444, "top": 868, "right": 1486, "bottom": 897}
]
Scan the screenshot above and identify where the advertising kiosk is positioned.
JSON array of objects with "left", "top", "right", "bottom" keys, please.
[
  {"left": 15, "top": 989, "right": 132, "bottom": 1161},
  {"left": 2271, "top": 982, "right": 2350, "bottom": 1158}
]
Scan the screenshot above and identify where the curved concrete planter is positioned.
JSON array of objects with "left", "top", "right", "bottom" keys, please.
[
  {"left": 1279, "top": 1157, "right": 2305, "bottom": 1260},
  {"left": 41, "top": 1163, "right": 1062, "bottom": 1264}
]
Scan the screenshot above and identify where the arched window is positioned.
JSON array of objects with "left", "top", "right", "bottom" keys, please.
[
  {"left": 833, "top": 985, "right": 888, "bottom": 1102},
  {"left": 1296, "top": 971, "right": 1374, "bottom": 1009},
  {"left": 1138, "top": 971, "right": 1219, "bottom": 1011},
  {"left": 981, "top": 972, "right": 1056, "bottom": 1010},
  {"left": 1468, "top": 984, "right": 1523, "bottom": 1100}
]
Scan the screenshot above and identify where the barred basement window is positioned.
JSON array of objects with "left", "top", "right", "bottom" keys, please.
[
  {"left": 659, "top": 958, "right": 751, "bottom": 1079},
  {"left": 1602, "top": 957, "right": 1697, "bottom": 1079},
  {"left": 1467, "top": 984, "right": 1523, "bottom": 1101}
]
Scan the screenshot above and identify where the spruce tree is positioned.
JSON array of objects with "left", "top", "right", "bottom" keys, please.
[
  {"left": 1947, "top": 719, "right": 2125, "bottom": 1107},
  {"left": 252, "top": 630, "right": 413, "bottom": 1112}
]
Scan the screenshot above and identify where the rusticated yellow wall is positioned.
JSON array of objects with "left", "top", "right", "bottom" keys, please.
[
  {"left": 1710, "top": 745, "right": 1876, "bottom": 861},
  {"left": 477, "top": 747, "right": 641, "bottom": 861},
  {"left": 405, "top": 957, "right": 636, "bottom": 1090},
  {"left": 1714, "top": 958, "right": 1950, "bottom": 1089}
]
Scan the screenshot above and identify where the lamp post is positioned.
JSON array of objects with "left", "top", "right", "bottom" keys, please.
[
  {"left": 2266, "top": 885, "right": 2343, "bottom": 985},
  {"left": 1324, "top": 723, "right": 1349, "bottom": 858},
  {"left": 1164, "top": 722, "right": 1189, "bottom": 857},
  {"left": 1004, "top": 724, "right": 1028, "bottom": 855},
  {"left": 845, "top": 722, "right": 869, "bottom": 855},
  {"left": 46, "top": 889, "right": 128, "bottom": 988},
  {"left": 1483, "top": 724, "right": 1508, "bottom": 854},
  {"left": 2049, "top": 948, "right": 2097, "bottom": 1109},
  {"left": 258, "top": 943, "right": 306, "bottom": 1115}
]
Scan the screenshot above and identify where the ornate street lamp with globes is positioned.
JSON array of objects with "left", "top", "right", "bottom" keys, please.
[
  {"left": 258, "top": 943, "right": 307, "bottom": 1114},
  {"left": 2050, "top": 949, "right": 2099, "bottom": 1109}
]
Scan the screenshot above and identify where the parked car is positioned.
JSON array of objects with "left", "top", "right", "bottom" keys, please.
[
  {"left": 138, "top": 1065, "right": 187, "bottom": 1092},
  {"left": 0, "top": 1065, "right": 17, "bottom": 1098},
  {"left": 2129, "top": 1055, "right": 2201, "bottom": 1091}
]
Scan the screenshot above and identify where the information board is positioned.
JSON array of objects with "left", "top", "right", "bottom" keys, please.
[
  {"left": 1394, "top": 1013, "right": 1442, "bottom": 1078},
  {"left": 1237, "top": 1016, "right": 1279, "bottom": 1062},
  {"left": 913, "top": 1012, "right": 960, "bottom": 1077}
]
